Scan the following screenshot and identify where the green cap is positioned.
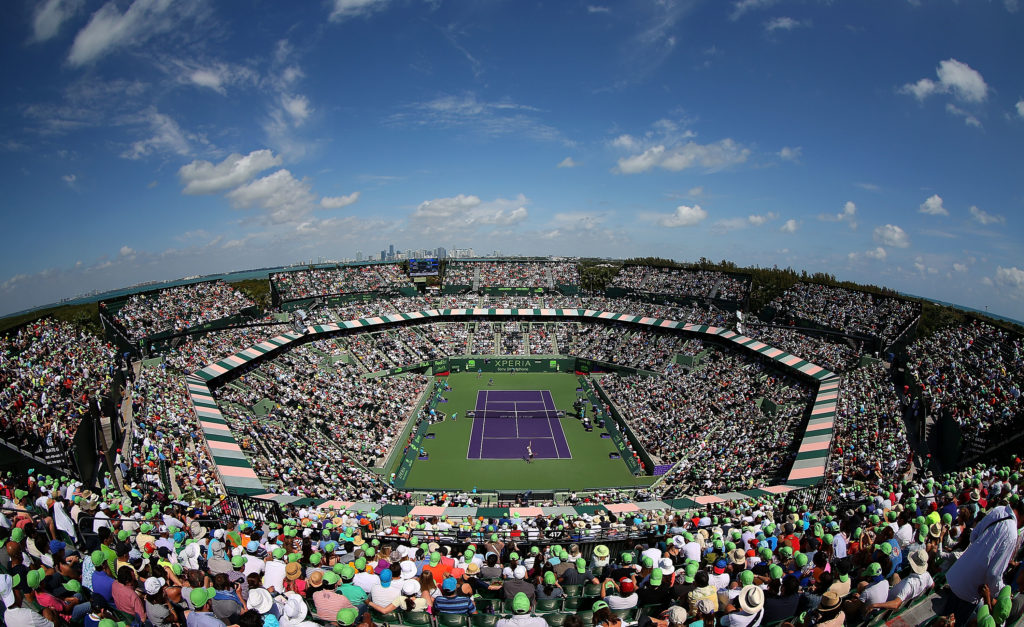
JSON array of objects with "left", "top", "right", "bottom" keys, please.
[
  {"left": 11, "top": 528, "right": 25, "bottom": 543},
  {"left": 355, "top": 557, "right": 367, "bottom": 571},
  {"left": 190, "top": 587, "right": 216, "bottom": 607},
  {"left": 576, "top": 558, "right": 586, "bottom": 573},
  {"left": 117, "top": 530, "right": 130, "bottom": 542},
  {"left": 640, "top": 556, "right": 653, "bottom": 568},
  {"left": 323, "top": 572, "right": 340, "bottom": 586},
  {"left": 649, "top": 569, "right": 663, "bottom": 585},
  {"left": 333, "top": 563, "right": 346, "bottom": 575},
  {"left": 310, "top": 553, "right": 322, "bottom": 565},
  {"left": 337, "top": 609, "right": 359, "bottom": 626},
  {"left": 364, "top": 547, "right": 375, "bottom": 558},
  {"left": 864, "top": 562, "right": 882, "bottom": 577},
  {"left": 543, "top": 571, "right": 556, "bottom": 585},
  {"left": 513, "top": 592, "right": 531, "bottom": 613},
  {"left": 592, "top": 601, "right": 609, "bottom": 612},
  {"left": 26, "top": 567, "right": 46, "bottom": 590},
  {"left": 738, "top": 570, "right": 754, "bottom": 586},
  {"left": 288, "top": 553, "right": 301, "bottom": 563},
  {"left": 429, "top": 551, "right": 441, "bottom": 566},
  {"left": 621, "top": 552, "right": 632, "bottom": 564},
  {"left": 171, "top": 564, "right": 182, "bottom": 576},
  {"left": 325, "top": 542, "right": 337, "bottom": 553},
  {"left": 491, "top": 533, "right": 499, "bottom": 542},
  {"left": 64, "top": 579, "right": 82, "bottom": 593},
  {"left": 684, "top": 563, "right": 698, "bottom": 583},
  {"left": 795, "top": 553, "right": 808, "bottom": 568},
  {"left": 876, "top": 542, "right": 892, "bottom": 556},
  {"left": 509, "top": 552, "right": 520, "bottom": 561},
  {"left": 769, "top": 564, "right": 784, "bottom": 580},
  {"left": 231, "top": 556, "right": 246, "bottom": 568},
  {"left": 91, "top": 550, "right": 105, "bottom": 567},
  {"left": 341, "top": 565, "right": 356, "bottom": 580},
  {"left": 273, "top": 548, "right": 286, "bottom": 560}
]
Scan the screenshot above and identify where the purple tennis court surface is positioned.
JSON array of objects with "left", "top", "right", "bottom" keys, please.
[{"left": 467, "top": 390, "right": 571, "bottom": 460}]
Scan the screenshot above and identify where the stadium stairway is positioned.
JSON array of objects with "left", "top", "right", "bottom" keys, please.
[
  {"left": 708, "top": 276, "right": 724, "bottom": 300},
  {"left": 472, "top": 266, "right": 481, "bottom": 291},
  {"left": 545, "top": 267, "right": 555, "bottom": 289}
]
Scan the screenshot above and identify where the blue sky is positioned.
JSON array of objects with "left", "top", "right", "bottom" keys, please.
[{"left": 1, "top": 0, "right": 1023, "bottom": 319}]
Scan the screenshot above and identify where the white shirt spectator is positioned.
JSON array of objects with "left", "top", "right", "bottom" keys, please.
[
  {"left": 948, "top": 505, "right": 1021, "bottom": 603},
  {"left": 887, "top": 572, "right": 934, "bottom": 605}
]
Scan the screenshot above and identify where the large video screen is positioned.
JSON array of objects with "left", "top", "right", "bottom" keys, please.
[{"left": 408, "top": 258, "right": 439, "bottom": 277}]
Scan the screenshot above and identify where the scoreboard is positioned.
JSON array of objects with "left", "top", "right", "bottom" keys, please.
[{"left": 408, "top": 258, "right": 439, "bottom": 277}]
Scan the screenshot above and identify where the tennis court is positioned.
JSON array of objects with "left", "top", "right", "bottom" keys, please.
[{"left": 467, "top": 390, "right": 571, "bottom": 459}]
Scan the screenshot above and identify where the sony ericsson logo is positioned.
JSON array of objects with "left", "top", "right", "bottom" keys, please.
[{"left": 494, "top": 359, "right": 532, "bottom": 368}]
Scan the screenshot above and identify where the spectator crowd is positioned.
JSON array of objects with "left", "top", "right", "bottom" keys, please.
[{"left": 111, "top": 281, "right": 255, "bottom": 341}]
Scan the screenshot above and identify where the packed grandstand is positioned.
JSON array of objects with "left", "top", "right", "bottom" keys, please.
[{"left": 1, "top": 257, "right": 1023, "bottom": 627}]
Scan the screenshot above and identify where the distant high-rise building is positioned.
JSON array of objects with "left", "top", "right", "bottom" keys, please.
[
  {"left": 381, "top": 250, "right": 387, "bottom": 261},
  {"left": 388, "top": 244, "right": 394, "bottom": 260},
  {"left": 356, "top": 251, "right": 363, "bottom": 261},
  {"left": 436, "top": 247, "right": 446, "bottom": 259}
]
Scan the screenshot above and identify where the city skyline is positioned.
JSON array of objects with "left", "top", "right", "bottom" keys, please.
[{"left": 1, "top": 1, "right": 1022, "bottom": 319}]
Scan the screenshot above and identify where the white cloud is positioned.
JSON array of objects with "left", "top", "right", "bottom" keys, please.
[
  {"left": 730, "top": 0, "right": 778, "bottom": 20},
  {"left": 62, "top": 174, "right": 77, "bottom": 186},
  {"left": 320, "top": 192, "right": 360, "bottom": 209},
  {"left": 945, "top": 103, "right": 982, "bottom": 128},
  {"left": 587, "top": 5, "right": 611, "bottom": 13},
  {"left": 119, "top": 245, "right": 135, "bottom": 256},
  {"left": 31, "top": 0, "right": 83, "bottom": 42},
  {"left": 865, "top": 247, "right": 888, "bottom": 260},
  {"left": 281, "top": 94, "right": 311, "bottom": 124},
  {"left": 655, "top": 204, "right": 708, "bottom": 228},
  {"left": 1017, "top": 100, "right": 1024, "bottom": 118},
  {"left": 329, "top": 0, "right": 389, "bottom": 22},
  {"left": 995, "top": 266, "right": 1024, "bottom": 295},
  {"left": 953, "top": 263, "right": 968, "bottom": 273},
  {"left": 388, "top": 93, "right": 564, "bottom": 144},
  {"left": 873, "top": 224, "right": 910, "bottom": 248},
  {"left": 616, "top": 138, "right": 750, "bottom": 174},
  {"left": 409, "top": 194, "right": 530, "bottom": 237},
  {"left": 178, "top": 149, "right": 282, "bottom": 195},
  {"left": 746, "top": 212, "right": 777, "bottom": 226},
  {"left": 777, "top": 146, "right": 802, "bottom": 161},
  {"left": 850, "top": 247, "right": 887, "bottom": 261},
  {"left": 900, "top": 58, "right": 988, "bottom": 103},
  {"left": 779, "top": 218, "right": 798, "bottom": 233},
  {"left": 712, "top": 212, "right": 777, "bottom": 233},
  {"left": 226, "top": 169, "right": 318, "bottom": 224},
  {"left": 557, "top": 157, "right": 579, "bottom": 168},
  {"left": 121, "top": 109, "right": 195, "bottom": 160},
  {"left": 764, "top": 17, "right": 805, "bottom": 32},
  {"left": 918, "top": 194, "right": 948, "bottom": 216},
  {"left": 68, "top": 0, "right": 201, "bottom": 66},
  {"left": 969, "top": 205, "right": 1005, "bottom": 225},
  {"left": 180, "top": 63, "right": 258, "bottom": 95},
  {"left": 855, "top": 182, "right": 881, "bottom": 192},
  {"left": 818, "top": 201, "right": 858, "bottom": 229},
  {"left": 688, "top": 186, "right": 704, "bottom": 197},
  {"left": 189, "top": 69, "right": 225, "bottom": 93}
]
